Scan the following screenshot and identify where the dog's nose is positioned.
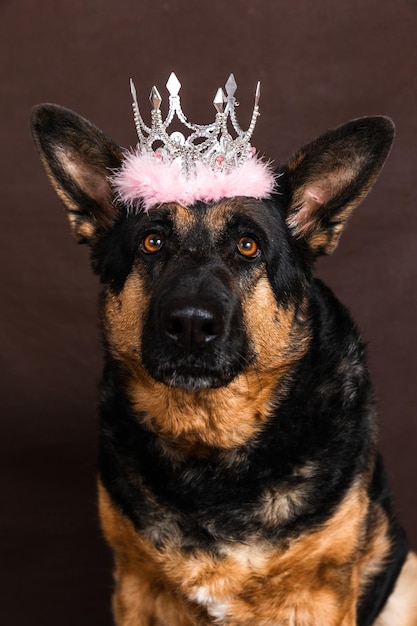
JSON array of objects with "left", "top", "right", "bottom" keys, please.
[{"left": 163, "top": 305, "right": 223, "bottom": 351}]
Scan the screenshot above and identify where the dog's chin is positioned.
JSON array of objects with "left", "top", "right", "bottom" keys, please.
[{"left": 147, "top": 366, "right": 237, "bottom": 391}]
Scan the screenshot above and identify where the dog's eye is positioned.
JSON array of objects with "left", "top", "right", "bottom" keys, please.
[
  {"left": 141, "top": 233, "right": 165, "bottom": 254},
  {"left": 237, "top": 236, "right": 259, "bottom": 259}
]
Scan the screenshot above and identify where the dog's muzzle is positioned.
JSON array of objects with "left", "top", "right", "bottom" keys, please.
[{"left": 141, "top": 262, "right": 248, "bottom": 390}]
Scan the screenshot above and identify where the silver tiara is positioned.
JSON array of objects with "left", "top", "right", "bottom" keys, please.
[{"left": 130, "top": 72, "right": 261, "bottom": 177}]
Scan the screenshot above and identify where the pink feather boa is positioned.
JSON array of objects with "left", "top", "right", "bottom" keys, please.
[{"left": 112, "top": 152, "right": 276, "bottom": 211}]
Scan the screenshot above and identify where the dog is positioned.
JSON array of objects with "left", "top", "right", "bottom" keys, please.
[{"left": 31, "top": 99, "right": 417, "bottom": 625}]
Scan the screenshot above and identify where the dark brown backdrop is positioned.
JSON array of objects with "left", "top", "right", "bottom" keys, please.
[{"left": 1, "top": 1, "right": 416, "bottom": 624}]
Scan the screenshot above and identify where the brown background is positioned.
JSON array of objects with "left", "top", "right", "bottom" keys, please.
[{"left": 1, "top": 1, "right": 416, "bottom": 624}]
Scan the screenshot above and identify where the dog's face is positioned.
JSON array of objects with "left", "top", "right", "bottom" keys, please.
[
  {"left": 96, "top": 196, "right": 307, "bottom": 393},
  {"left": 30, "top": 105, "right": 394, "bottom": 448}
]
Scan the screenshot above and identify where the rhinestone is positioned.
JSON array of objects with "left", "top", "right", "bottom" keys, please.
[
  {"left": 166, "top": 72, "right": 181, "bottom": 96},
  {"left": 149, "top": 86, "right": 162, "bottom": 110},
  {"left": 213, "top": 88, "right": 227, "bottom": 113},
  {"left": 170, "top": 131, "right": 185, "bottom": 145},
  {"left": 225, "top": 74, "right": 237, "bottom": 97}
]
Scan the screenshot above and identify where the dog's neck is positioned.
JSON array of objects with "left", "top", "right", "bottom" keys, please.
[{"left": 126, "top": 365, "right": 293, "bottom": 456}]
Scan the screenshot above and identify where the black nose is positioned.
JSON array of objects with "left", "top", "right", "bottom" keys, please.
[{"left": 163, "top": 305, "right": 223, "bottom": 351}]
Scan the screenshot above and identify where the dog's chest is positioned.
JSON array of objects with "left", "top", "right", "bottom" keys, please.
[
  {"left": 108, "top": 441, "right": 319, "bottom": 551},
  {"left": 99, "top": 480, "right": 370, "bottom": 625}
]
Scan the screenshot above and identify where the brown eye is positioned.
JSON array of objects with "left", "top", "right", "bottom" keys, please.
[
  {"left": 237, "top": 236, "right": 259, "bottom": 258},
  {"left": 141, "top": 233, "right": 164, "bottom": 254}
]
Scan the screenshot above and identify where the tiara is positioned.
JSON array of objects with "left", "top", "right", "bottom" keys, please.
[{"left": 112, "top": 73, "right": 275, "bottom": 210}]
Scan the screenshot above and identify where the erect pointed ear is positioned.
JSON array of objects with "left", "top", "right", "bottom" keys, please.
[
  {"left": 31, "top": 104, "right": 123, "bottom": 244},
  {"left": 283, "top": 116, "right": 395, "bottom": 256}
]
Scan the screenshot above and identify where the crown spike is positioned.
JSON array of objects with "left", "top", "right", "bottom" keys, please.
[
  {"left": 130, "top": 78, "right": 150, "bottom": 142},
  {"left": 166, "top": 72, "right": 181, "bottom": 96},
  {"left": 255, "top": 81, "right": 261, "bottom": 107},
  {"left": 213, "top": 88, "right": 227, "bottom": 113},
  {"left": 130, "top": 78, "right": 138, "bottom": 102},
  {"left": 225, "top": 74, "right": 237, "bottom": 97},
  {"left": 150, "top": 86, "right": 162, "bottom": 110}
]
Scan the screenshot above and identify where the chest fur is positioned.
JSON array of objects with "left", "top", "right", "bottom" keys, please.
[{"left": 99, "top": 480, "right": 392, "bottom": 626}]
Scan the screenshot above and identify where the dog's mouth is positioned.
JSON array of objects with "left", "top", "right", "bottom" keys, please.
[
  {"left": 143, "top": 356, "right": 243, "bottom": 391},
  {"left": 141, "top": 320, "right": 249, "bottom": 390},
  {"left": 156, "top": 370, "right": 228, "bottom": 391}
]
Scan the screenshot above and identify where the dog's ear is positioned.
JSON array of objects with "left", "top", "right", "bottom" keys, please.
[
  {"left": 31, "top": 104, "right": 123, "bottom": 244},
  {"left": 283, "top": 116, "right": 395, "bottom": 256}
]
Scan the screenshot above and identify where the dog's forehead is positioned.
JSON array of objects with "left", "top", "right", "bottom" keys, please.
[{"left": 145, "top": 198, "right": 278, "bottom": 240}]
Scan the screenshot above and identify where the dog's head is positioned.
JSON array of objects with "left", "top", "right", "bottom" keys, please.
[{"left": 31, "top": 105, "right": 393, "bottom": 447}]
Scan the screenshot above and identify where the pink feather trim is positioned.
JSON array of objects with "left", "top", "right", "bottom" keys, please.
[{"left": 112, "top": 152, "right": 276, "bottom": 211}]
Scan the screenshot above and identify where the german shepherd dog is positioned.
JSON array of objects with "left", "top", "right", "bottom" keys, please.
[{"left": 31, "top": 104, "right": 417, "bottom": 625}]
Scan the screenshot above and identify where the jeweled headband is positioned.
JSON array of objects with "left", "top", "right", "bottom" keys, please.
[{"left": 112, "top": 73, "right": 276, "bottom": 211}]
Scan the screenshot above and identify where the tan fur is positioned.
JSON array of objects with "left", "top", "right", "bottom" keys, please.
[
  {"left": 128, "top": 367, "right": 279, "bottom": 452},
  {"left": 242, "top": 274, "right": 310, "bottom": 372},
  {"left": 204, "top": 199, "right": 243, "bottom": 237},
  {"left": 67, "top": 215, "right": 96, "bottom": 240},
  {"left": 102, "top": 270, "right": 150, "bottom": 369},
  {"left": 256, "top": 462, "right": 318, "bottom": 527},
  {"left": 99, "top": 479, "right": 403, "bottom": 626},
  {"left": 375, "top": 552, "right": 417, "bottom": 626},
  {"left": 358, "top": 504, "right": 392, "bottom": 593},
  {"left": 99, "top": 482, "right": 206, "bottom": 626},
  {"left": 170, "top": 202, "right": 197, "bottom": 236}
]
